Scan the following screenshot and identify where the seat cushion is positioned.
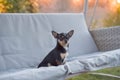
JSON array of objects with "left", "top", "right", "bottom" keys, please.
[{"left": 0, "top": 66, "right": 67, "bottom": 80}]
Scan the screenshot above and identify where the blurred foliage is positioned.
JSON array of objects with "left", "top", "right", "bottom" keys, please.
[
  {"left": 90, "top": 19, "right": 98, "bottom": 29},
  {"left": 0, "top": 0, "right": 39, "bottom": 13},
  {"left": 67, "top": 67, "right": 120, "bottom": 80},
  {"left": 103, "top": 6, "right": 120, "bottom": 27}
]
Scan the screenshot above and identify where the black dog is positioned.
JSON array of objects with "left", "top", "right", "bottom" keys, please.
[{"left": 38, "top": 30, "right": 74, "bottom": 67}]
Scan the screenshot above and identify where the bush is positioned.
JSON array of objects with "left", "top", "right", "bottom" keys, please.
[
  {"left": 0, "top": 0, "right": 39, "bottom": 13},
  {"left": 103, "top": 6, "right": 120, "bottom": 27}
]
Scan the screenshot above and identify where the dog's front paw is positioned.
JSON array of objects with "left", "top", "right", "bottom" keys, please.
[{"left": 47, "top": 63, "right": 52, "bottom": 67}]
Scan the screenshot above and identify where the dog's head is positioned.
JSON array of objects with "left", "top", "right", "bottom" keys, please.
[{"left": 52, "top": 30, "right": 74, "bottom": 47}]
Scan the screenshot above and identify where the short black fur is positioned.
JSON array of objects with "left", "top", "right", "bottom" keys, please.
[
  {"left": 38, "top": 41, "right": 66, "bottom": 67},
  {"left": 38, "top": 30, "right": 74, "bottom": 67}
]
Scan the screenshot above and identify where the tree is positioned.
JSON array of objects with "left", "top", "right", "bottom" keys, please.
[
  {"left": 0, "top": 0, "right": 7, "bottom": 13},
  {"left": 0, "top": 0, "right": 39, "bottom": 13},
  {"left": 103, "top": 6, "right": 120, "bottom": 27}
]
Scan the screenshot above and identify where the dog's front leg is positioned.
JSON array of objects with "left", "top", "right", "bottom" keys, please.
[{"left": 56, "top": 60, "right": 63, "bottom": 65}]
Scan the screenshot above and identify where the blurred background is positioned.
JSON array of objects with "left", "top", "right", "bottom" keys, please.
[{"left": 0, "top": 0, "right": 120, "bottom": 29}]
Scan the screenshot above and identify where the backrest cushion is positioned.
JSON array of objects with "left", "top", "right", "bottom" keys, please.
[
  {"left": 0, "top": 14, "right": 55, "bottom": 71},
  {"left": 0, "top": 13, "right": 98, "bottom": 71}
]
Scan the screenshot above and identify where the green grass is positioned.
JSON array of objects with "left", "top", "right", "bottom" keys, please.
[{"left": 67, "top": 67, "right": 120, "bottom": 80}]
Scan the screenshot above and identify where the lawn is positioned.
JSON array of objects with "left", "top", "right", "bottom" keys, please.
[{"left": 67, "top": 67, "right": 120, "bottom": 80}]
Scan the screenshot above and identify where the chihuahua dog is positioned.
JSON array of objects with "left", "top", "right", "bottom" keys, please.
[{"left": 38, "top": 30, "right": 74, "bottom": 67}]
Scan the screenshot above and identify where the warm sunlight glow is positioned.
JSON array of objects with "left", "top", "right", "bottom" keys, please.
[
  {"left": 70, "top": 0, "right": 83, "bottom": 12},
  {"left": 39, "top": 0, "right": 53, "bottom": 8},
  {"left": 88, "top": 0, "right": 92, "bottom": 3},
  {"left": 117, "top": 0, "right": 120, "bottom": 3},
  {"left": 107, "top": 0, "right": 120, "bottom": 13},
  {"left": 108, "top": 0, "right": 116, "bottom": 12},
  {"left": 112, "top": 0, "right": 117, "bottom": 6},
  {"left": 72, "top": 0, "right": 81, "bottom": 5}
]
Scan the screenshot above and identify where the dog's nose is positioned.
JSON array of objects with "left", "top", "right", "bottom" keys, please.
[{"left": 65, "top": 39, "right": 68, "bottom": 43}]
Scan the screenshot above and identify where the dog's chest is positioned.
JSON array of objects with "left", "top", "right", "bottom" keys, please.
[
  {"left": 60, "top": 52, "right": 69, "bottom": 59},
  {"left": 60, "top": 47, "right": 69, "bottom": 59}
]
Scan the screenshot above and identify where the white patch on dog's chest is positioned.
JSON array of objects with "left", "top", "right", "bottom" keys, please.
[
  {"left": 66, "top": 52, "right": 69, "bottom": 57},
  {"left": 60, "top": 46, "right": 69, "bottom": 62},
  {"left": 60, "top": 52, "right": 69, "bottom": 59}
]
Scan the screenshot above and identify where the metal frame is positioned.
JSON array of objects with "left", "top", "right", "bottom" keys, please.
[
  {"left": 89, "top": 72, "right": 120, "bottom": 79},
  {"left": 89, "top": 0, "right": 98, "bottom": 27},
  {"left": 84, "top": 0, "right": 98, "bottom": 27},
  {"left": 84, "top": 0, "right": 88, "bottom": 17},
  {"left": 83, "top": 0, "right": 120, "bottom": 79}
]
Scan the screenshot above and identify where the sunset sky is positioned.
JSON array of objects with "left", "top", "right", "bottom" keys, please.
[{"left": 36, "top": 0, "right": 120, "bottom": 13}]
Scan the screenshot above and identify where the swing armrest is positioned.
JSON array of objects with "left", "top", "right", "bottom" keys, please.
[{"left": 90, "top": 26, "right": 120, "bottom": 51}]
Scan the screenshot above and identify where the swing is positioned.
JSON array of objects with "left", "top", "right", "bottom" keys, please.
[{"left": 0, "top": 0, "right": 120, "bottom": 80}]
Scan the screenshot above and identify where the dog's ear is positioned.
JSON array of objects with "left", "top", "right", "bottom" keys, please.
[
  {"left": 67, "top": 30, "right": 74, "bottom": 38},
  {"left": 52, "top": 31, "right": 58, "bottom": 38}
]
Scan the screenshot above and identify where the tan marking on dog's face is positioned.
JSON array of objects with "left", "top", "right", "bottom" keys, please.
[
  {"left": 58, "top": 40, "right": 68, "bottom": 47},
  {"left": 60, "top": 53, "right": 67, "bottom": 59}
]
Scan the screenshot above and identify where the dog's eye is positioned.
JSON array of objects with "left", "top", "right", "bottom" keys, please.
[
  {"left": 59, "top": 35, "right": 63, "bottom": 38},
  {"left": 66, "top": 37, "right": 68, "bottom": 40},
  {"left": 58, "top": 35, "right": 62, "bottom": 39}
]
